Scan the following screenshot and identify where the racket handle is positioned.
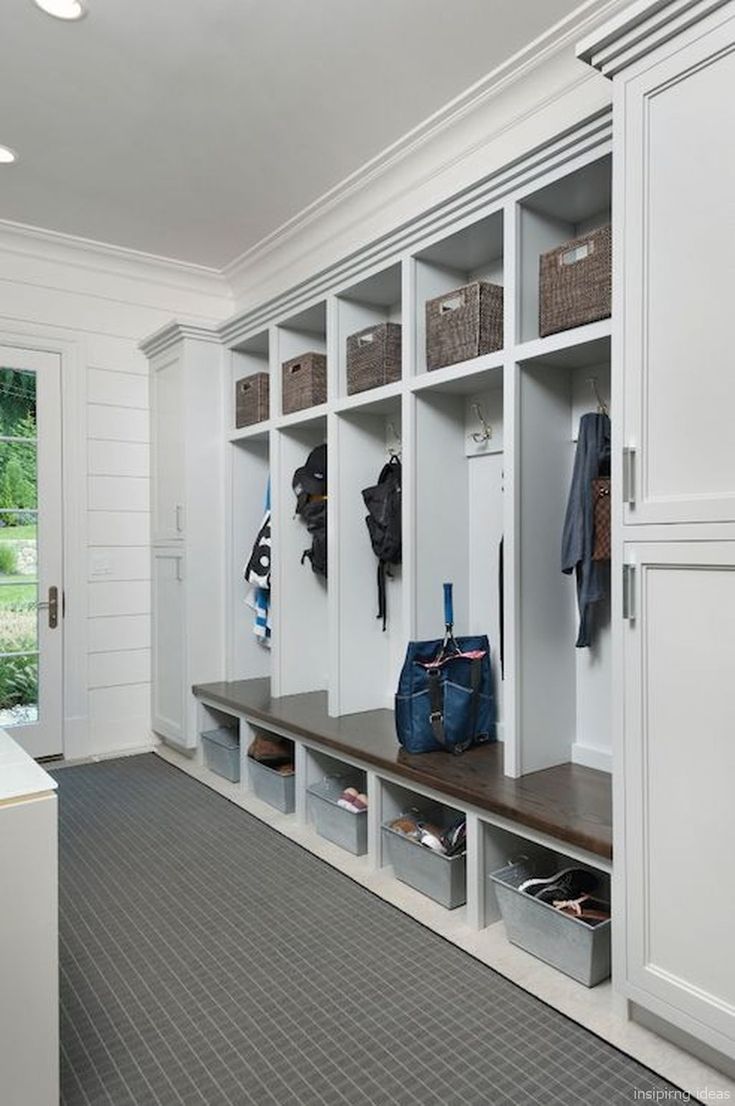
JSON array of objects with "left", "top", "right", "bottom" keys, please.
[{"left": 443, "top": 582, "right": 454, "bottom": 629}]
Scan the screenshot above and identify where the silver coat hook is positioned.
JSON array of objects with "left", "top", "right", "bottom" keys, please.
[
  {"left": 471, "top": 402, "right": 492, "bottom": 443},
  {"left": 387, "top": 421, "right": 402, "bottom": 458},
  {"left": 587, "top": 377, "right": 609, "bottom": 415}
]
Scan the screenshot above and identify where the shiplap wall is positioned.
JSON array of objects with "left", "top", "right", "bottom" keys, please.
[
  {"left": 86, "top": 343, "right": 152, "bottom": 752},
  {"left": 0, "top": 225, "right": 232, "bottom": 759}
]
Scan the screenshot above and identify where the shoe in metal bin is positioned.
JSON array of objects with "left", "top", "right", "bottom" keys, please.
[
  {"left": 307, "top": 777, "right": 367, "bottom": 856},
  {"left": 248, "top": 757, "right": 295, "bottom": 814},
  {"left": 201, "top": 727, "right": 240, "bottom": 783},
  {"left": 489, "top": 859, "right": 611, "bottom": 987},
  {"left": 382, "top": 824, "right": 466, "bottom": 909}
]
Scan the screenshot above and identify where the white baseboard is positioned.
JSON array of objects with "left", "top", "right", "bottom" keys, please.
[
  {"left": 571, "top": 742, "right": 612, "bottom": 773},
  {"left": 54, "top": 741, "right": 158, "bottom": 769}
]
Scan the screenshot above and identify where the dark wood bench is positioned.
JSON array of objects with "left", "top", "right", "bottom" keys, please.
[{"left": 193, "top": 678, "right": 612, "bottom": 859}]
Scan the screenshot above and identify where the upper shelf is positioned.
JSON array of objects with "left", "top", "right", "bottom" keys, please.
[{"left": 221, "top": 151, "right": 613, "bottom": 435}]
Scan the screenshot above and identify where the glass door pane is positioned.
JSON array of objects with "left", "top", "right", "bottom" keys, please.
[{"left": 0, "top": 369, "right": 39, "bottom": 727}]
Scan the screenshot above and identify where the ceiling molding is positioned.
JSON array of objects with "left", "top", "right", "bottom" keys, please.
[
  {"left": 222, "top": 0, "right": 630, "bottom": 295},
  {"left": 576, "top": 0, "right": 731, "bottom": 75},
  {"left": 139, "top": 321, "right": 222, "bottom": 358},
  {"left": 0, "top": 217, "right": 230, "bottom": 300}
]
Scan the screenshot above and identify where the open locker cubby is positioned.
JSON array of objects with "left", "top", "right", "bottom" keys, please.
[
  {"left": 336, "top": 263, "right": 402, "bottom": 400},
  {"left": 332, "top": 395, "right": 405, "bottom": 715},
  {"left": 304, "top": 748, "right": 368, "bottom": 857},
  {"left": 479, "top": 821, "right": 555, "bottom": 928},
  {"left": 272, "top": 419, "right": 328, "bottom": 697},
  {"left": 229, "top": 437, "right": 271, "bottom": 682},
  {"left": 518, "top": 155, "right": 612, "bottom": 344},
  {"left": 230, "top": 330, "right": 270, "bottom": 434},
  {"left": 197, "top": 701, "right": 241, "bottom": 782},
  {"left": 413, "top": 209, "right": 504, "bottom": 377},
  {"left": 379, "top": 781, "right": 467, "bottom": 910},
  {"left": 276, "top": 302, "right": 328, "bottom": 416},
  {"left": 413, "top": 369, "right": 505, "bottom": 739},
  {"left": 516, "top": 336, "right": 612, "bottom": 775}
]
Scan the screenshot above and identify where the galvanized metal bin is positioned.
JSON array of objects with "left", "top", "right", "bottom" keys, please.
[
  {"left": 490, "top": 860, "right": 611, "bottom": 987},
  {"left": 201, "top": 727, "right": 240, "bottom": 783},
  {"left": 383, "top": 824, "right": 466, "bottom": 909},
  {"left": 307, "top": 777, "right": 367, "bottom": 856},
  {"left": 248, "top": 757, "right": 295, "bottom": 814}
]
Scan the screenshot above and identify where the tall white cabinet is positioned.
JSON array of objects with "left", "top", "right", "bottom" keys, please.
[
  {"left": 145, "top": 324, "right": 225, "bottom": 749},
  {"left": 580, "top": 0, "right": 735, "bottom": 1060}
]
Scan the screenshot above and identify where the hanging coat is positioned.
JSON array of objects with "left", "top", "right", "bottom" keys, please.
[{"left": 561, "top": 412, "right": 611, "bottom": 648}]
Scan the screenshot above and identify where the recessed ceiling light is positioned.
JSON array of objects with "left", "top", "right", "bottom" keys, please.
[
  {"left": 0, "top": 146, "right": 18, "bottom": 165},
  {"left": 32, "top": 0, "right": 87, "bottom": 20}
]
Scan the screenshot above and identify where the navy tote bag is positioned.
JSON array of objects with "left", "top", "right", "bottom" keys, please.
[{"left": 395, "top": 584, "right": 495, "bottom": 755}]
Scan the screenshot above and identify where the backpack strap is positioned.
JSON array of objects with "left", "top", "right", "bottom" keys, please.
[
  {"left": 427, "top": 667, "right": 445, "bottom": 748},
  {"left": 427, "top": 657, "right": 483, "bottom": 755},
  {"left": 377, "top": 561, "right": 387, "bottom": 632}
]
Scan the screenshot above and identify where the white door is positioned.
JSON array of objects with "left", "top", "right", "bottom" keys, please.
[
  {"left": 622, "top": 541, "right": 735, "bottom": 1054},
  {"left": 620, "top": 18, "right": 735, "bottom": 524},
  {"left": 151, "top": 547, "right": 186, "bottom": 746},
  {"left": 0, "top": 348, "right": 63, "bottom": 758}
]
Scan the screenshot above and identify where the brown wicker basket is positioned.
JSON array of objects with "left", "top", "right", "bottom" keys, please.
[
  {"left": 539, "top": 224, "right": 611, "bottom": 338},
  {"left": 235, "top": 372, "right": 269, "bottom": 428},
  {"left": 346, "top": 322, "right": 402, "bottom": 395},
  {"left": 281, "top": 352, "right": 327, "bottom": 414},
  {"left": 426, "top": 281, "right": 503, "bottom": 371}
]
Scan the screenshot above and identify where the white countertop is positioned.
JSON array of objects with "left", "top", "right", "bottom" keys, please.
[{"left": 0, "top": 729, "right": 58, "bottom": 803}]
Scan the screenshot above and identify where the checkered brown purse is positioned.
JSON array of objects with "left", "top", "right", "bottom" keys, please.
[{"left": 592, "top": 478, "right": 611, "bottom": 561}]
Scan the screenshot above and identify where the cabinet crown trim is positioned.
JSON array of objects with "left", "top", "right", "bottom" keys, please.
[
  {"left": 139, "top": 320, "right": 222, "bottom": 358},
  {"left": 577, "top": 0, "right": 731, "bottom": 76}
]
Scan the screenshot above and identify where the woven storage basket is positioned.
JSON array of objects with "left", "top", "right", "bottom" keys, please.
[
  {"left": 281, "top": 352, "right": 327, "bottom": 414},
  {"left": 539, "top": 224, "right": 612, "bottom": 338},
  {"left": 346, "top": 322, "right": 402, "bottom": 395},
  {"left": 426, "top": 281, "right": 503, "bottom": 371},
  {"left": 235, "top": 372, "right": 269, "bottom": 428}
]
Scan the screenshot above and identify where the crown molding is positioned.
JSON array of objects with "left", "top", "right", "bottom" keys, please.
[
  {"left": 0, "top": 217, "right": 231, "bottom": 301},
  {"left": 576, "top": 0, "right": 731, "bottom": 75},
  {"left": 222, "top": 0, "right": 630, "bottom": 299},
  {"left": 139, "top": 321, "right": 222, "bottom": 358}
]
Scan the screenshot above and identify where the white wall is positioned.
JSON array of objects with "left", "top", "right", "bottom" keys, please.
[{"left": 0, "top": 223, "right": 232, "bottom": 760}]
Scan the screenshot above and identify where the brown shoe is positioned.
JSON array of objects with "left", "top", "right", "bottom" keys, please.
[{"left": 248, "top": 732, "right": 293, "bottom": 766}]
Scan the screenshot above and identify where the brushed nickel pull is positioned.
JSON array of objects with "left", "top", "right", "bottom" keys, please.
[
  {"left": 622, "top": 564, "right": 636, "bottom": 622},
  {"left": 37, "top": 586, "right": 59, "bottom": 629}
]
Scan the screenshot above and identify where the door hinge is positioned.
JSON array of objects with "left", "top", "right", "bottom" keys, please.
[
  {"left": 622, "top": 563, "right": 636, "bottom": 621},
  {"left": 623, "top": 447, "right": 636, "bottom": 505}
]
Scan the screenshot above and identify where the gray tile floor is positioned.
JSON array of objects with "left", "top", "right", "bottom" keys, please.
[{"left": 54, "top": 754, "right": 678, "bottom": 1106}]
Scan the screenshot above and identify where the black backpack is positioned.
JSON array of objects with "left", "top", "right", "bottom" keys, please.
[
  {"left": 293, "top": 444, "right": 327, "bottom": 578},
  {"left": 362, "top": 456, "right": 402, "bottom": 630}
]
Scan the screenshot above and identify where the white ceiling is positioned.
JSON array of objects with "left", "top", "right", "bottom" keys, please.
[{"left": 0, "top": 0, "right": 584, "bottom": 268}]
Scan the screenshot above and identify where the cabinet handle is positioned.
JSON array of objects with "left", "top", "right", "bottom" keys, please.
[
  {"left": 175, "top": 504, "right": 184, "bottom": 532},
  {"left": 622, "top": 564, "right": 636, "bottom": 622},
  {"left": 623, "top": 447, "right": 636, "bottom": 505},
  {"left": 176, "top": 558, "right": 184, "bottom": 583}
]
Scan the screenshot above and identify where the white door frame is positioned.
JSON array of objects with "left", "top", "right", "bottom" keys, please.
[
  {"left": 0, "top": 346, "right": 62, "bottom": 756},
  {"left": 0, "top": 326, "right": 88, "bottom": 759}
]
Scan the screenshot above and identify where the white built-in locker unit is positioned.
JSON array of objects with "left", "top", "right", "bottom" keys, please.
[{"left": 143, "top": 0, "right": 735, "bottom": 1078}]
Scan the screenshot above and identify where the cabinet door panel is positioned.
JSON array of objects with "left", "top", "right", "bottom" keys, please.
[
  {"left": 623, "top": 543, "right": 735, "bottom": 1051},
  {"left": 623, "top": 22, "right": 735, "bottom": 524},
  {"left": 151, "top": 550, "right": 187, "bottom": 745},
  {"left": 152, "top": 353, "right": 185, "bottom": 542}
]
